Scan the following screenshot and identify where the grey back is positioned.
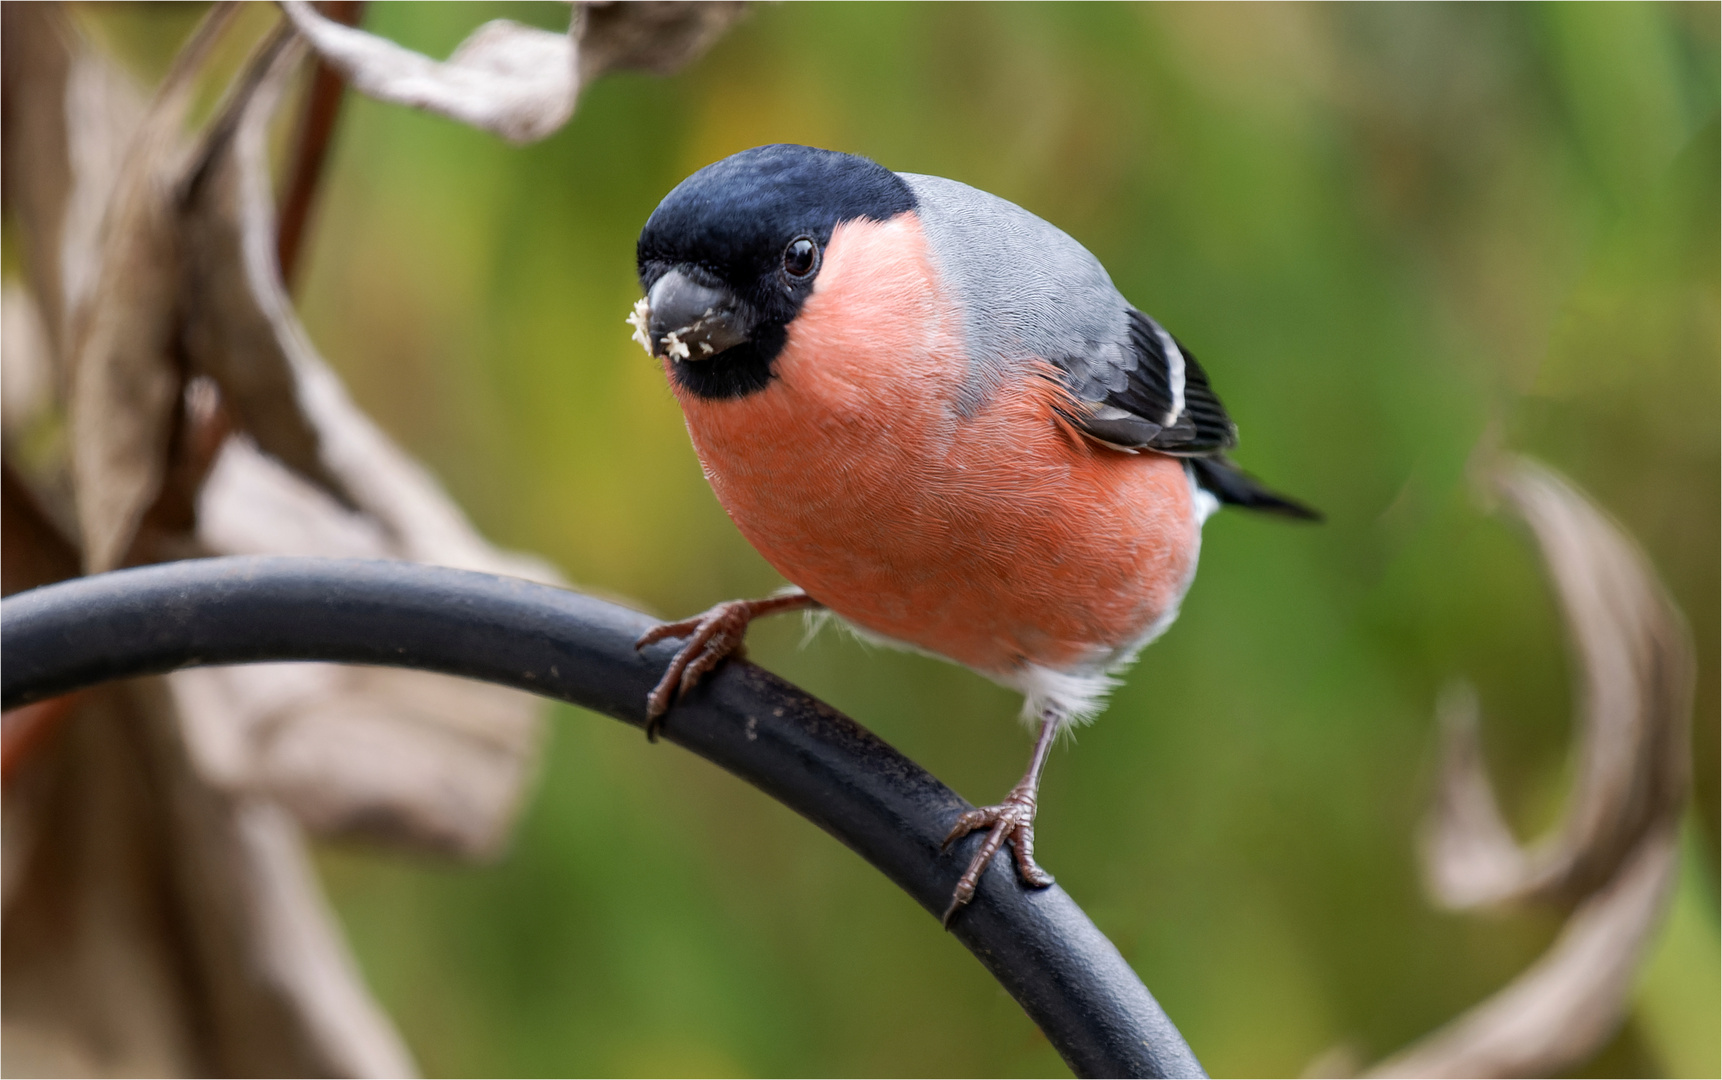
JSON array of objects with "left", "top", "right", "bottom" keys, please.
[{"left": 898, "top": 173, "right": 1133, "bottom": 413}]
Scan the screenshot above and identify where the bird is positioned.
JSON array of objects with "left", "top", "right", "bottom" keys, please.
[{"left": 628, "top": 144, "right": 1316, "bottom": 924}]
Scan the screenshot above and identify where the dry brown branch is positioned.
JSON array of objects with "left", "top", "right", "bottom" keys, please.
[
  {"left": 1351, "top": 457, "right": 1695, "bottom": 1079},
  {"left": 276, "top": 1, "right": 367, "bottom": 290}
]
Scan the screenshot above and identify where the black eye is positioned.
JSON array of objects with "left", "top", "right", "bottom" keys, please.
[{"left": 782, "top": 237, "right": 818, "bottom": 278}]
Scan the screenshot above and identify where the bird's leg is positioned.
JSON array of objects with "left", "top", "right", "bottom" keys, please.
[
  {"left": 635, "top": 590, "right": 820, "bottom": 740},
  {"left": 940, "top": 709, "right": 1062, "bottom": 926}
]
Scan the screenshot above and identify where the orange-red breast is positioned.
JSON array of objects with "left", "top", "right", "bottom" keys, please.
[{"left": 629, "top": 145, "right": 1316, "bottom": 923}]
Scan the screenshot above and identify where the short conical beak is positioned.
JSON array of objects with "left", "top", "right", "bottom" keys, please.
[{"left": 645, "top": 269, "right": 753, "bottom": 361}]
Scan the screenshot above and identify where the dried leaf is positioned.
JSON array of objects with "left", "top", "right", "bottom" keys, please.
[
  {"left": 2, "top": 287, "right": 55, "bottom": 438},
  {"left": 1, "top": 679, "right": 417, "bottom": 1078},
  {"left": 60, "top": 38, "right": 150, "bottom": 350},
  {"left": 279, "top": 0, "right": 578, "bottom": 145},
  {"left": 65, "top": 4, "right": 239, "bottom": 572},
  {"left": 0, "top": 460, "right": 81, "bottom": 925},
  {"left": 197, "top": 434, "right": 390, "bottom": 560},
  {"left": 172, "top": 437, "right": 548, "bottom": 857},
  {"left": 180, "top": 28, "right": 359, "bottom": 513},
  {"left": 163, "top": 31, "right": 561, "bottom": 854},
  {"left": 280, "top": 1, "right": 747, "bottom": 144},
  {"left": 1370, "top": 826, "right": 1681, "bottom": 1078},
  {"left": 1, "top": 279, "right": 82, "bottom": 532},
  {"left": 182, "top": 26, "right": 561, "bottom": 581},
  {"left": 227, "top": 40, "right": 558, "bottom": 577},
  {"left": 2, "top": 687, "right": 206, "bottom": 1077},
  {"left": 1348, "top": 456, "right": 1695, "bottom": 1079},
  {"left": 0, "top": 2, "right": 148, "bottom": 403},
  {"left": 7, "top": 6, "right": 568, "bottom": 1072},
  {"left": 1, "top": 3, "right": 75, "bottom": 359},
  {"left": 171, "top": 658, "right": 541, "bottom": 858},
  {"left": 577, "top": 1, "right": 749, "bottom": 84},
  {"left": 1415, "top": 683, "right": 1534, "bottom": 910},
  {"left": 1420, "top": 458, "right": 1693, "bottom": 909}
]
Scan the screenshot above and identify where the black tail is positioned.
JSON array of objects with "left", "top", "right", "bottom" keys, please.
[{"left": 1189, "top": 456, "right": 1322, "bottom": 521}]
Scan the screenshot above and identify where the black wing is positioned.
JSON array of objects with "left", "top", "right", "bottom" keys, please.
[
  {"left": 1062, "top": 308, "right": 1321, "bottom": 520},
  {"left": 1068, "top": 309, "right": 1236, "bottom": 455}
]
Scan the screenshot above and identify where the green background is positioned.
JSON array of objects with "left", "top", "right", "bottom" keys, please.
[{"left": 114, "top": 3, "right": 1722, "bottom": 1076}]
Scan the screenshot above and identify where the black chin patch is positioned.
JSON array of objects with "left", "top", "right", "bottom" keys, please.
[{"left": 668, "top": 324, "right": 786, "bottom": 400}]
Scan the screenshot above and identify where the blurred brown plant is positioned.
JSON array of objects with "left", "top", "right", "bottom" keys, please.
[
  {"left": 1305, "top": 456, "right": 1696, "bottom": 1079},
  {"left": 0, "top": 2, "right": 742, "bottom": 1075},
  {"left": 279, "top": 0, "right": 748, "bottom": 144}
]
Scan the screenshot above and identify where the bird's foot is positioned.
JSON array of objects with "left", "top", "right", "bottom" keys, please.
[
  {"left": 941, "top": 784, "right": 1056, "bottom": 926},
  {"left": 635, "top": 591, "right": 818, "bottom": 741},
  {"left": 634, "top": 600, "right": 759, "bottom": 740}
]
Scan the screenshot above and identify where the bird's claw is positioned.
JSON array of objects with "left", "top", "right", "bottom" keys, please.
[
  {"left": 940, "top": 786, "right": 1055, "bottom": 926},
  {"left": 634, "top": 601, "right": 756, "bottom": 741}
]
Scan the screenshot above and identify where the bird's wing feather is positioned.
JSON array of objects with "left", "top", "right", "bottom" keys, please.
[
  {"left": 898, "top": 172, "right": 1315, "bottom": 518},
  {"left": 1060, "top": 308, "right": 1237, "bottom": 456},
  {"left": 1054, "top": 312, "right": 1321, "bottom": 519}
]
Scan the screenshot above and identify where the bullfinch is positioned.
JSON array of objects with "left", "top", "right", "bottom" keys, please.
[{"left": 628, "top": 144, "right": 1315, "bottom": 924}]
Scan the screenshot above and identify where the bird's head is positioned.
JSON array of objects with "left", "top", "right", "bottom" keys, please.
[{"left": 633, "top": 144, "right": 915, "bottom": 399}]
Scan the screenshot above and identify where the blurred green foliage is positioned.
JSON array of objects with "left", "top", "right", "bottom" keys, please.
[{"left": 127, "top": 2, "right": 1722, "bottom": 1076}]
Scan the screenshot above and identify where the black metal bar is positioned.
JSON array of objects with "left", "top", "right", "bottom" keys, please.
[{"left": 1, "top": 556, "right": 1205, "bottom": 1079}]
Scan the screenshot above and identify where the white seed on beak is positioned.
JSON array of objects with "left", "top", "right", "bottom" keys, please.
[{"left": 626, "top": 297, "right": 653, "bottom": 357}]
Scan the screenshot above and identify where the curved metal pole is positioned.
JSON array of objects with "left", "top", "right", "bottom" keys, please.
[{"left": 1, "top": 556, "right": 1205, "bottom": 1079}]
